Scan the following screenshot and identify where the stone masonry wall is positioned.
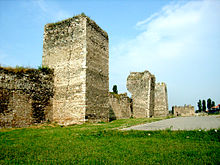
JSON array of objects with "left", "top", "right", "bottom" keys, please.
[
  {"left": 149, "top": 76, "right": 156, "bottom": 117},
  {"left": 172, "top": 105, "right": 195, "bottom": 116},
  {"left": 0, "top": 67, "right": 53, "bottom": 128},
  {"left": 85, "top": 18, "right": 109, "bottom": 122},
  {"left": 109, "top": 93, "right": 132, "bottom": 121},
  {"left": 154, "top": 82, "right": 168, "bottom": 117},
  {"left": 127, "top": 71, "right": 155, "bottom": 118},
  {"left": 42, "top": 15, "right": 87, "bottom": 125},
  {"left": 42, "top": 14, "right": 109, "bottom": 125}
]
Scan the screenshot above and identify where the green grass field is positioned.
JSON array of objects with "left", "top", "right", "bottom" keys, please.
[{"left": 0, "top": 118, "right": 219, "bottom": 164}]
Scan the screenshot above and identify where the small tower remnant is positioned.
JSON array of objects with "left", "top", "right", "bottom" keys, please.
[
  {"left": 127, "top": 71, "right": 155, "bottom": 118},
  {"left": 42, "top": 14, "right": 109, "bottom": 125},
  {"left": 154, "top": 82, "right": 168, "bottom": 117},
  {"left": 172, "top": 105, "right": 195, "bottom": 116}
]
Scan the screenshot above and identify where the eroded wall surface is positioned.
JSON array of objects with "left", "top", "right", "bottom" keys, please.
[
  {"left": 43, "top": 15, "right": 87, "bottom": 125},
  {"left": 43, "top": 14, "right": 109, "bottom": 124},
  {"left": 172, "top": 105, "right": 195, "bottom": 116},
  {"left": 109, "top": 93, "right": 132, "bottom": 120},
  {"left": 154, "top": 83, "right": 168, "bottom": 117},
  {"left": 127, "top": 71, "right": 155, "bottom": 118},
  {"left": 0, "top": 67, "right": 53, "bottom": 128},
  {"left": 85, "top": 18, "right": 109, "bottom": 122}
]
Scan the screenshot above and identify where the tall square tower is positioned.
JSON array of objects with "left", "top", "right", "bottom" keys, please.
[{"left": 42, "top": 14, "right": 109, "bottom": 125}]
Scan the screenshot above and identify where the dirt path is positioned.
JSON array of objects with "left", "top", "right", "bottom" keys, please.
[{"left": 122, "top": 115, "right": 220, "bottom": 131}]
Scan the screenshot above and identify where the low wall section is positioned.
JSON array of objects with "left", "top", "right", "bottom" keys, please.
[
  {"left": 109, "top": 93, "right": 132, "bottom": 121},
  {"left": 0, "top": 67, "right": 54, "bottom": 128},
  {"left": 172, "top": 105, "right": 195, "bottom": 116}
]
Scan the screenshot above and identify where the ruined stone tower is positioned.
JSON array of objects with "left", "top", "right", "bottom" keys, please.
[
  {"left": 127, "top": 71, "right": 155, "bottom": 118},
  {"left": 154, "top": 82, "right": 168, "bottom": 117},
  {"left": 42, "top": 14, "right": 109, "bottom": 125},
  {"left": 172, "top": 105, "right": 195, "bottom": 116}
]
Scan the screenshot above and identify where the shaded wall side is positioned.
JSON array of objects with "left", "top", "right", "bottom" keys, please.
[
  {"left": 154, "top": 83, "right": 168, "bottom": 117},
  {"left": 109, "top": 93, "right": 131, "bottom": 120},
  {"left": 149, "top": 76, "right": 155, "bottom": 117},
  {"left": 0, "top": 69, "right": 53, "bottom": 128},
  {"left": 42, "top": 16, "right": 87, "bottom": 125},
  {"left": 85, "top": 19, "right": 109, "bottom": 122}
]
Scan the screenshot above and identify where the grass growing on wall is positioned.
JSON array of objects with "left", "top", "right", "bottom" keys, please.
[
  {"left": 0, "top": 118, "right": 219, "bottom": 164},
  {"left": 0, "top": 65, "right": 53, "bottom": 74},
  {"left": 0, "top": 65, "right": 35, "bottom": 74},
  {"left": 46, "top": 13, "right": 88, "bottom": 27}
]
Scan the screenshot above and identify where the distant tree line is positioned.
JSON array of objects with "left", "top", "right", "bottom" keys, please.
[{"left": 197, "top": 98, "right": 215, "bottom": 112}]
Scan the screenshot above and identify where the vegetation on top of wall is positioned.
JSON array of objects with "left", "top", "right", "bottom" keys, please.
[
  {"left": 79, "top": 12, "right": 87, "bottom": 18},
  {"left": 109, "top": 92, "right": 132, "bottom": 102},
  {"left": 0, "top": 65, "right": 53, "bottom": 75},
  {"left": 0, "top": 66, "right": 35, "bottom": 74},
  {"left": 109, "top": 92, "right": 121, "bottom": 99},
  {"left": 46, "top": 13, "right": 88, "bottom": 28},
  {"left": 45, "top": 12, "right": 108, "bottom": 39},
  {"left": 37, "top": 65, "right": 53, "bottom": 74}
]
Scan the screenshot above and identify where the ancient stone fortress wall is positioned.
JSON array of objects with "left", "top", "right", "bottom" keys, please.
[
  {"left": 0, "top": 67, "right": 53, "bottom": 128},
  {"left": 127, "top": 71, "right": 155, "bottom": 118},
  {"left": 42, "top": 14, "right": 109, "bottom": 125},
  {"left": 109, "top": 92, "right": 132, "bottom": 121},
  {"left": 0, "top": 13, "right": 172, "bottom": 128},
  {"left": 154, "top": 82, "right": 168, "bottom": 117},
  {"left": 172, "top": 105, "right": 195, "bottom": 116}
]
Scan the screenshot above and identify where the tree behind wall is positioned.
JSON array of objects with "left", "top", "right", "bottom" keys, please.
[
  {"left": 202, "top": 100, "right": 206, "bottom": 112},
  {"left": 211, "top": 101, "right": 215, "bottom": 107},
  {"left": 207, "top": 98, "right": 212, "bottom": 110},
  {"left": 198, "top": 100, "right": 202, "bottom": 112},
  {"left": 113, "top": 85, "right": 118, "bottom": 94}
]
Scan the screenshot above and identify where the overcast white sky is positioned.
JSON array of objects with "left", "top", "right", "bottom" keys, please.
[{"left": 0, "top": 0, "right": 219, "bottom": 109}]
